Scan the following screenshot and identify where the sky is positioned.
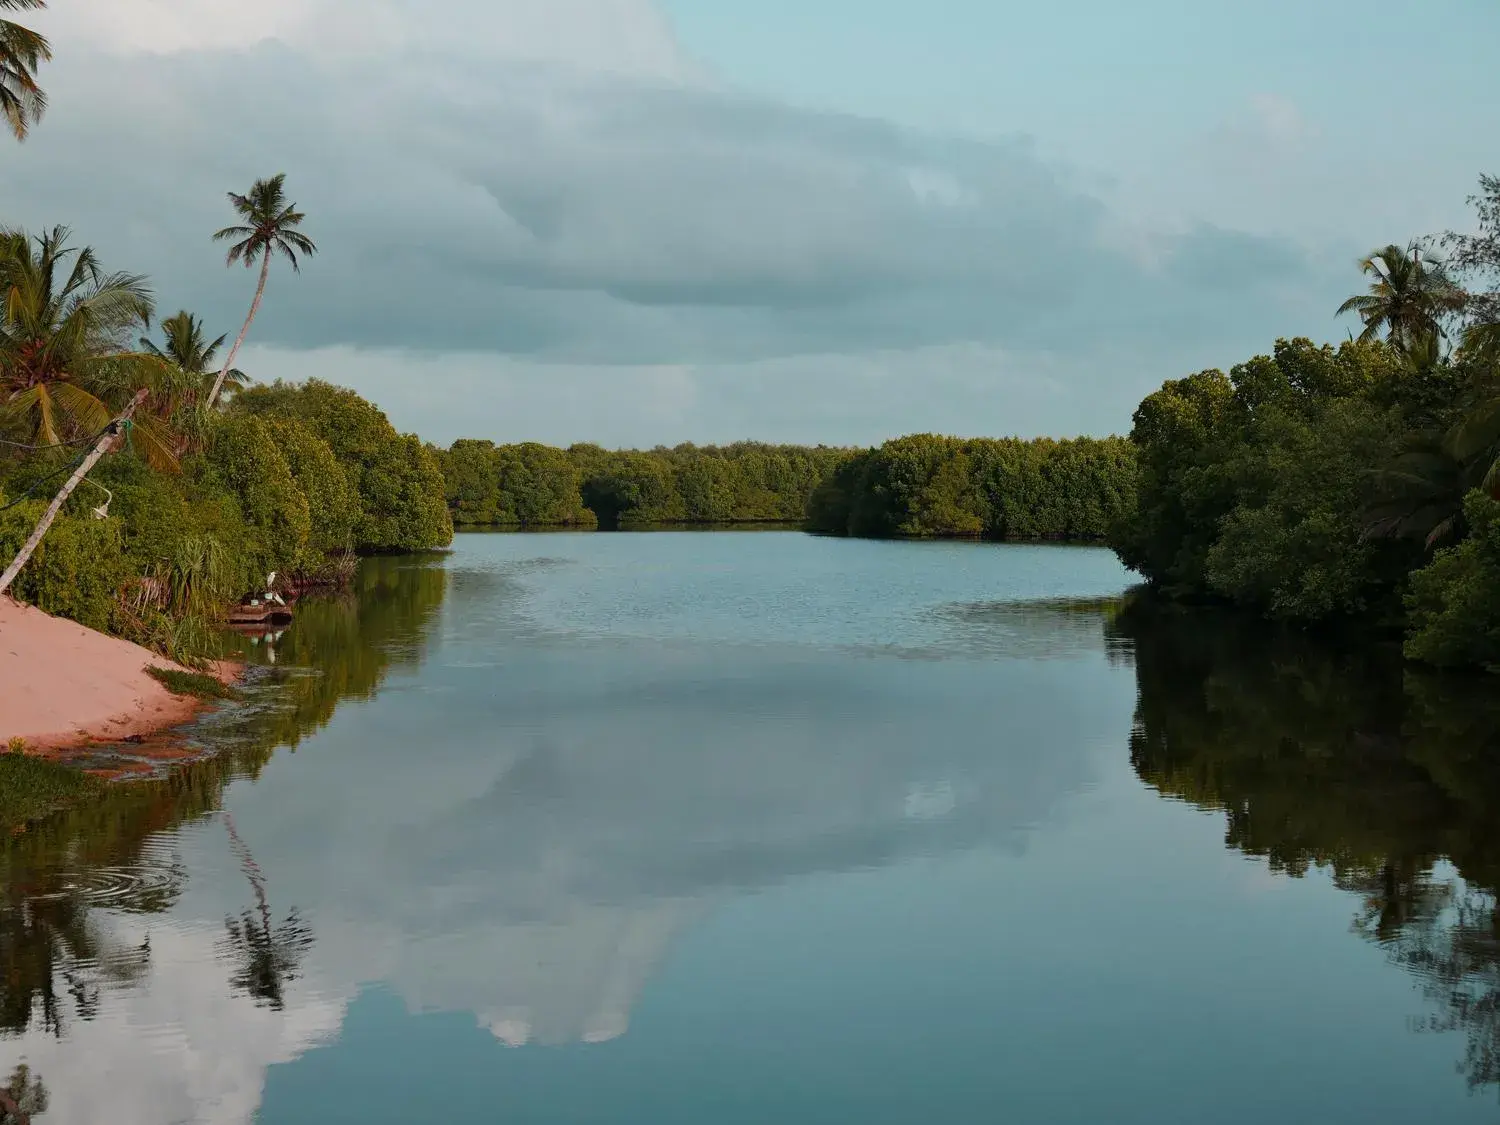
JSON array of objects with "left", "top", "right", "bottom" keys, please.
[{"left": 2, "top": 0, "right": 1495, "bottom": 447}]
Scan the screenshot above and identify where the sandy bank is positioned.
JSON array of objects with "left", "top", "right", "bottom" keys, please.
[{"left": 0, "top": 596, "right": 233, "bottom": 752}]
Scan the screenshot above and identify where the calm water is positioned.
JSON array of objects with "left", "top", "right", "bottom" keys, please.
[{"left": 3, "top": 532, "right": 1500, "bottom": 1123}]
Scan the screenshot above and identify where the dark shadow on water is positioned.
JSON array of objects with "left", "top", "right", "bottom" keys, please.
[{"left": 1111, "top": 595, "right": 1500, "bottom": 1097}]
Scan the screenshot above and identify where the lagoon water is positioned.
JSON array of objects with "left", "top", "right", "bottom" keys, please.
[{"left": 3, "top": 531, "right": 1500, "bottom": 1123}]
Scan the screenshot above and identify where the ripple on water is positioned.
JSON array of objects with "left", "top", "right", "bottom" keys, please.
[{"left": 30, "top": 838, "right": 187, "bottom": 913}]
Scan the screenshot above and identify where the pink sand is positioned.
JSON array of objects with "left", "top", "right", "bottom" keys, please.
[{"left": 0, "top": 596, "right": 207, "bottom": 751}]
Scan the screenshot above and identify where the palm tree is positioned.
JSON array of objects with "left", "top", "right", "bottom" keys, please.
[
  {"left": 140, "top": 311, "right": 248, "bottom": 437},
  {"left": 0, "top": 0, "right": 49, "bottom": 142},
  {"left": 208, "top": 174, "right": 316, "bottom": 409},
  {"left": 0, "top": 226, "right": 180, "bottom": 468},
  {"left": 1337, "top": 243, "right": 1466, "bottom": 355}
]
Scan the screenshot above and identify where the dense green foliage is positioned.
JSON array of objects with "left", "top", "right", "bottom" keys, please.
[
  {"left": 436, "top": 434, "right": 1134, "bottom": 538},
  {"left": 0, "top": 495, "right": 126, "bottom": 631},
  {"left": 439, "top": 440, "right": 848, "bottom": 529},
  {"left": 1405, "top": 490, "right": 1500, "bottom": 669},
  {"left": 0, "top": 378, "right": 452, "bottom": 663},
  {"left": 205, "top": 412, "right": 314, "bottom": 579},
  {"left": 1107, "top": 177, "right": 1500, "bottom": 671},
  {"left": 1109, "top": 338, "right": 1500, "bottom": 654},
  {"left": 237, "top": 380, "right": 452, "bottom": 552},
  {"left": 264, "top": 416, "right": 360, "bottom": 559},
  {"left": 444, "top": 440, "right": 596, "bottom": 528},
  {"left": 1110, "top": 338, "right": 1422, "bottom": 622},
  {"left": 806, "top": 434, "right": 1136, "bottom": 540}
]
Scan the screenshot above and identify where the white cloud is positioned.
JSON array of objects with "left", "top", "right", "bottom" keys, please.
[
  {"left": 0, "top": 7, "right": 1348, "bottom": 443},
  {"left": 1246, "top": 93, "right": 1316, "bottom": 149},
  {"left": 29, "top": 0, "right": 697, "bottom": 80}
]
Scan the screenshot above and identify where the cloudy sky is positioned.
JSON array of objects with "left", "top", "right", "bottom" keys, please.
[{"left": 3, "top": 0, "right": 1495, "bottom": 446}]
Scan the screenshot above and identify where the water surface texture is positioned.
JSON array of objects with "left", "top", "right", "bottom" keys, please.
[{"left": 3, "top": 532, "right": 1500, "bottom": 1124}]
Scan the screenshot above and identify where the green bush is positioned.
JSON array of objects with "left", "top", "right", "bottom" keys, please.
[
  {"left": 237, "top": 380, "right": 454, "bottom": 552},
  {"left": 0, "top": 380, "right": 453, "bottom": 662},
  {"left": 1203, "top": 396, "right": 1407, "bottom": 621},
  {"left": 146, "top": 666, "right": 239, "bottom": 700},
  {"left": 205, "top": 413, "right": 313, "bottom": 579},
  {"left": 0, "top": 502, "right": 127, "bottom": 632},
  {"left": 443, "top": 439, "right": 505, "bottom": 525},
  {"left": 1110, "top": 338, "right": 1418, "bottom": 616},
  {"left": 804, "top": 434, "right": 1135, "bottom": 540},
  {"left": 579, "top": 452, "right": 683, "bottom": 528},
  {"left": 1405, "top": 490, "right": 1500, "bottom": 670},
  {"left": 439, "top": 440, "right": 850, "bottom": 530},
  {"left": 265, "top": 416, "right": 359, "bottom": 562}
]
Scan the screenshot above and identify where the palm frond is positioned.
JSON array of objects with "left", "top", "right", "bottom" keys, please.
[
  {"left": 1448, "top": 397, "right": 1500, "bottom": 462},
  {"left": 125, "top": 411, "right": 182, "bottom": 473},
  {"left": 1483, "top": 456, "right": 1500, "bottom": 500},
  {"left": 48, "top": 381, "right": 113, "bottom": 437},
  {"left": 1424, "top": 514, "right": 1461, "bottom": 550},
  {"left": 0, "top": 9, "right": 51, "bottom": 141}
]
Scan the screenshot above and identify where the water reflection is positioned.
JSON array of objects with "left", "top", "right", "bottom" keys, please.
[
  {"left": 9, "top": 542, "right": 1500, "bottom": 1120},
  {"left": 1111, "top": 598, "right": 1500, "bottom": 1096},
  {"left": 220, "top": 814, "right": 314, "bottom": 1012},
  {"left": 0, "top": 555, "right": 450, "bottom": 1121},
  {"left": 0, "top": 1064, "right": 47, "bottom": 1123}
]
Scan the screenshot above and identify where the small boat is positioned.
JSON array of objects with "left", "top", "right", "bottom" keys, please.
[
  {"left": 228, "top": 600, "right": 294, "bottom": 627},
  {"left": 228, "top": 573, "right": 294, "bottom": 628}
]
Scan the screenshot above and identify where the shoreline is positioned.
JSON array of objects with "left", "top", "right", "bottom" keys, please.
[{"left": 0, "top": 596, "right": 243, "bottom": 760}]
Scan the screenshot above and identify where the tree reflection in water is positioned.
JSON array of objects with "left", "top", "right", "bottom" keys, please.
[
  {"left": 219, "top": 812, "right": 313, "bottom": 1011},
  {"left": 1112, "top": 596, "right": 1500, "bottom": 1096},
  {"left": 0, "top": 553, "right": 449, "bottom": 1102},
  {"left": 8, "top": 557, "right": 1500, "bottom": 1104}
]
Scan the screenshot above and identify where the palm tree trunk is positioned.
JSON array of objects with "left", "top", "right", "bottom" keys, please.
[
  {"left": 207, "top": 253, "right": 270, "bottom": 410},
  {"left": 0, "top": 390, "right": 148, "bottom": 599}
]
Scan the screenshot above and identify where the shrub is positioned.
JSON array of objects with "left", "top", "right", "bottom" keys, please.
[
  {"left": 1405, "top": 490, "right": 1500, "bottom": 670},
  {"left": 265, "top": 416, "right": 359, "bottom": 563},
  {"left": 205, "top": 413, "right": 313, "bottom": 578},
  {"left": 236, "top": 380, "right": 454, "bottom": 552},
  {"left": 0, "top": 502, "right": 128, "bottom": 632}
]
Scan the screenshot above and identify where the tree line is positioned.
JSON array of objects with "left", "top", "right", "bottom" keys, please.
[
  {"left": 434, "top": 433, "right": 1137, "bottom": 540},
  {"left": 1108, "top": 176, "right": 1500, "bottom": 672},
  {"left": 438, "top": 440, "right": 850, "bottom": 530}
]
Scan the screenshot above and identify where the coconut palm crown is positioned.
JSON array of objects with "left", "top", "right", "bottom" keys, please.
[{"left": 206, "top": 174, "right": 316, "bottom": 409}]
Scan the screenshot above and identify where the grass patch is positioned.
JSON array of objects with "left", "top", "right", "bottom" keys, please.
[
  {"left": 146, "top": 666, "right": 238, "bottom": 701},
  {"left": 0, "top": 755, "right": 102, "bottom": 833}
]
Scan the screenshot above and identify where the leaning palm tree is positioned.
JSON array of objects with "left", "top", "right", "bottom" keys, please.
[
  {"left": 0, "top": 0, "right": 49, "bottom": 142},
  {"left": 1337, "top": 243, "right": 1466, "bottom": 355},
  {"left": 0, "top": 226, "right": 180, "bottom": 468},
  {"left": 208, "top": 174, "right": 316, "bottom": 409}
]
